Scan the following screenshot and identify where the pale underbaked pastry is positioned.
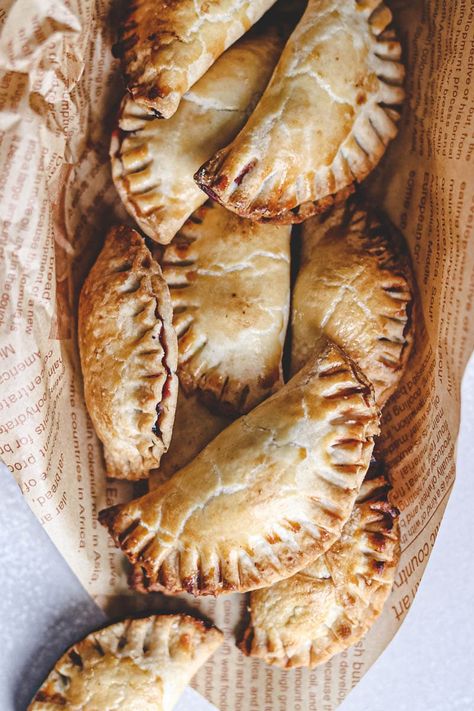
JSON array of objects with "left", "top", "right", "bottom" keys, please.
[
  {"left": 195, "top": 0, "right": 405, "bottom": 222},
  {"left": 161, "top": 201, "right": 291, "bottom": 415},
  {"left": 28, "top": 614, "right": 223, "bottom": 710},
  {"left": 113, "top": 0, "right": 277, "bottom": 119},
  {"left": 78, "top": 225, "right": 178, "bottom": 480},
  {"left": 99, "top": 339, "right": 379, "bottom": 596},
  {"left": 292, "top": 202, "right": 414, "bottom": 408},
  {"left": 149, "top": 387, "right": 232, "bottom": 488},
  {"left": 240, "top": 464, "right": 400, "bottom": 668},
  {"left": 111, "top": 26, "right": 284, "bottom": 244}
]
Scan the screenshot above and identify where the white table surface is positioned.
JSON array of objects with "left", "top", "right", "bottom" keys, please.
[{"left": 1, "top": 357, "right": 473, "bottom": 711}]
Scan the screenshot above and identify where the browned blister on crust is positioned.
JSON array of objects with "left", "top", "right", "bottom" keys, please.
[
  {"left": 114, "top": 0, "right": 278, "bottom": 119},
  {"left": 162, "top": 200, "right": 291, "bottom": 416},
  {"left": 292, "top": 202, "right": 415, "bottom": 408},
  {"left": 99, "top": 339, "right": 380, "bottom": 596},
  {"left": 78, "top": 225, "right": 178, "bottom": 480},
  {"left": 111, "top": 26, "right": 285, "bottom": 244},
  {"left": 240, "top": 465, "right": 400, "bottom": 668},
  {"left": 28, "top": 614, "right": 223, "bottom": 711},
  {"left": 195, "top": 0, "right": 405, "bottom": 222}
]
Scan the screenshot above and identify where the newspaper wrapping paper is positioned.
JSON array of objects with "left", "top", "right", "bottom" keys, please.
[{"left": 0, "top": 0, "right": 473, "bottom": 708}]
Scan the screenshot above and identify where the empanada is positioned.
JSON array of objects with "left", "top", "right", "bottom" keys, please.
[
  {"left": 111, "top": 26, "right": 284, "bottom": 244},
  {"left": 240, "top": 464, "right": 400, "bottom": 668},
  {"left": 149, "top": 388, "right": 232, "bottom": 488},
  {"left": 113, "top": 0, "right": 277, "bottom": 119},
  {"left": 292, "top": 203, "right": 414, "bottom": 407},
  {"left": 195, "top": 0, "right": 405, "bottom": 222},
  {"left": 78, "top": 225, "right": 178, "bottom": 480},
  {"left": 162, "top": 201, "right": 291, "bottom": 415},
  {"left": 28, "top": 614, "right": 223, "bottom": 710},
  {"left": 99, "top": 339, "right": 379, "bottom": 596}
]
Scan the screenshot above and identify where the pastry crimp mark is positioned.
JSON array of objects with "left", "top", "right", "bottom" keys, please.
[
  {"left": 160, "top": 200, "right": 291, "bottom": 416},
  {"left": 291, "top": 201, "right": 415, "bottom": 408},
  {"left": 78, "top": 225, "right": 178, "bottom": 480},
  {"left": 195, "top": 0, "right": 405, "bottom": 223},
  {"left": 99, "top": 339, "right": 380, "bottom": 596},
  {"left": 28, "top": 615, "right": 223, "bottom": 711},
  {"left": 239, "top": 462, "right": 400, "bottom": 668},
  {"left": 113, "top": 0, "right": 278, "bottom": 119}
]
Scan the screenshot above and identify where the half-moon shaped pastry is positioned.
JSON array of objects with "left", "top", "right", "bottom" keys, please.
[
  {"left": 28, "top": 614, "right": 223, "bottom": 710},
  {"left": 162, "top": 201, "right": 291, "bottom": 415},
  {"left": 99, "top": 339, "right": 379, "bottom": 596},
  {"left": 195, "top": 0, "right": 405, "bottom": 222},
  {"left": 240, "top": 464, "right": 400, "bottom": 668},
  {"left": 78, "top": 225, "right": 178, "bottom": 480},
  {"left": 292, "top": 203, "right": 414, "bottom": 408},
  {"left": 113, "top": 0, "right": 277, "bottom": 119},
  {"left": 149, "top": 388, "right": 232, "bottom": 488},
  {"left": 111, "top": 26, "right": 284, "bottom": 244}
]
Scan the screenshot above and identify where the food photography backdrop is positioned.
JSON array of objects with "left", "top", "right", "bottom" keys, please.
[{"left": 0, "top": 1, "right": 473, "bottom": 710}]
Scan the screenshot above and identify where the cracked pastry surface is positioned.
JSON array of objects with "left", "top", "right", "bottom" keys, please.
[
  {"left": 240, "top": 464, "right": 400, "bottom": 668},
  {"left": 78, "top": 225, "right": 178, "bottom": 480},
  {"left": 113, "top": 0, "right": 277, "bottom": 119},
  {"left": 28, "top": 614, "right": 223, "bottom": 711},
  {"left": 111, "top": 26, "right": 284, "bottom": 244},
  {"left": 99, "top": 339, "right": 379, "bottom": 596},
  {"left": 162, "top": 200, "right": 291, "bottom": 415},
  {"left": 195, "top": 0, "right": 405, "bottom": 222},
  {"left": 292, "top": 202, "right": 414, "bottom": 408}
]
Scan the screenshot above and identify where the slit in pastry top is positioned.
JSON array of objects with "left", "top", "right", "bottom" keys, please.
[
  {"left": 78, "top": 225, "right": 178, "bottom": 480},
  {"left": 195, "top": 0, "right": 405, "bottom": 223},
  {"left": 113, "top": 0, "right": 278, "bottom": 119},
  {"left": 99, "top": 338, "right": 380, "bottom": 596}
]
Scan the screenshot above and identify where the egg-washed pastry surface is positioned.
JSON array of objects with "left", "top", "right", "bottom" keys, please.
[
  {"left": 162, "top": 201, "right": 291, "bottom": 416},
  {"left": 292, "top": 202, "right": 414, "bottom": 408},
  {"left": 111, "top": 25, "right": 284, "bottom": 244},
  {"left": 113, "top": 0, "right": 277, "bottom": 119},
  {"left": 195, "top": 0, "right": 405, "bottom": 222},
  {"left": 28, "top": 614, "right": 223, "bottom": 711},
  {"left": 240, "top": 464, "right": 400, "bottom": 668},
  {"left": 99, "top": 339, "right": 379, "bottom": 597},
  {"left": 78, "top": 225, "right": 178, "bottom": 480}
]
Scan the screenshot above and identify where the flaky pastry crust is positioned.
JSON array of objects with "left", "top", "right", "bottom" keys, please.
[
  {"left": 78, "top": 225, "right": 178, "bottom": 480},
  {"left": 111, "top": 27, "right": 284, "bottom": 244},
  {"left": 113, "top": 0, "right": 277, "bottom": 119},
  {"left": 162, "top": 200, "right": 291, "bottom": 415},
  {"left": 292, "top": 202, "right": 415, "bottom": 407},
  {"left": 99, "top": 339, "right": 379, "bottom": 596},
  {"left": 195, "top": 0, "right": 405, "bottom": 222},
  {"left": 28, "top": 614, "right": 223, "bottom": 710},
  {"left": 240, "top": 465, "right": 400, "bottom": 667}
]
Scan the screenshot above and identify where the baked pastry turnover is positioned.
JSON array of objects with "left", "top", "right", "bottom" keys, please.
[
  {"left": 292, "top": 203, "right": 414, "bottom": 407},
  {"left": 99, "top": 339, "right": 379, "bottom": 596},
  {"left": 162, "top": 201, "right": 291, "bottom": 415},
  {"left": 195, "top": 0, "right": 405, "bottom": 222},
  {"left": 111, "top": 27, "right": 284, "bottom": 244},
  {"left": 28, "top": 614, "right": 223, "bottom": 710},
  {"left": 78, "top": 225, "right": 178, "bottom": 480},
  {"left": 113, "top": 0, "right": 277, "bottom": 119},
  {"left": 240, "top": 463, "right": 400, "bottom": 667}
]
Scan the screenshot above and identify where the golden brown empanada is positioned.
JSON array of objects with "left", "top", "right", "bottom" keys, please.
[
  {"left": 111, "top": 26, "right": 284, "bottom": 244},
  {"left": 149, "top": 387, "right": 232, "bottom": 488},
  {"left": 78, "top": 225, "right": 178, "bottom": 480},
  {"left": 240, "top": 464, "right": 400, "bottom": 668},
  {"left": 113, "top": 0, "right": 277, "bottom": 119},
  {"left": 162, "top": 201, "right": 291, "bottom": 415},
  {"left": 292, "top": 202, "right": 414, "bottom": 407},
  {"left": 195, "top": 0, "right": 405, "bottom": 222},
  {"left": 99, "top": 339, "right": 379, "bottom": 596},
  {"left": 28, "top": 614, "right": 223, "bottom": 710}
]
